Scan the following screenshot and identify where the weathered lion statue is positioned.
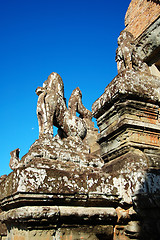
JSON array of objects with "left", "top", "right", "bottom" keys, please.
[
  {"left": 115, "top": 30, "right": 150, "bottom": 74},
  {"left": 36, "top": 72, "right": 92, "bottom": 139}
]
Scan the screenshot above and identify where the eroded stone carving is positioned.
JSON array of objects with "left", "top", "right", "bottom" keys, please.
[
  {"left": 36, "top": 72, "right": 92, "bottom": 140},
  {"left": 7, "top": 73, "right": 101, "bottom": 170},
  {"left": 0, "top": 175, "right": 7, "bottom": 184},
  {"left": 9, "top": 148, "right": 20, "bottom": 170},
  {"left": 68, "top": 87, "right": 92, "bottom": 120},
  {"left": 116, "top": 30, "right": 150, "bottom": 74}
]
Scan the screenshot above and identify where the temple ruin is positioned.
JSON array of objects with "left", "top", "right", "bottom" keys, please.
[{"left": 0, "top": 0, "right": 160, "bottom": 239}]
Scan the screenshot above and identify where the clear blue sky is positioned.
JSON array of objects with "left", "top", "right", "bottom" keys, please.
[{"left": 0, "top": 0, "right": 130, "bottom": 176}]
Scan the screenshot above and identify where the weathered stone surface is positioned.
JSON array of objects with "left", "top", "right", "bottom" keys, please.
[
  {"left": 134, "top": 16, "right": 160, "bottom": 64},
  {"left": 0, "top": 157, "right": 117, "bottom": 209},
  {"left": 6, "top": 225, "right": 114, "bottom": 240},
  {"left": 102, "top": 148, "right": 160, "bottom": 206},
  {"left": 125, "top": 0, "right": 160, "bottom": 39},
  {"left": 0, "top": 222, "right": 7, "bottom": 239},
  {"left": 96, "top": 100, "right": 160, "bottom": 161},
  {"left": 83, "top": 118, "right": 100, "bottom": 154},
  {"left": 18, "top": 135, "right": 103, "bottom": 168},
  {"left": 91, "top": 25, "right": 160, "bottom": 239},
  {"left": 2, "top": 66, "right": 160, "bottom": 238},
  {"left": 116, "top": 31, "right": 150, "bottom": 74},
  {"left": 1, "top": 147, "right": 160, "bottom": 210},
  {"left": 2, "top": 146, "right": 160, "bottom": 238},
  {"left": 9, "top": 148, "right": 20, "bottom": 170},
  {"left": 0, "top": 206, "right": 117, "bottom": 223},
  {"left": 36, "top": 72, "right": 91, "bottom": 140},
  {"left": 124, "top": 0, "right": 160, "bottom": 81},
  {"left": 92, "top": 69, "right": 160, "bottom": 163},
  {"left": 92, "top": 69, "right": 160, "bottom": 118},
  {"left": 114, "top": 221, "right": 140, "bottom": 240},
  {"left": 35, "top": 72, "right": 100, "bottom": 155},
  {"left": 0, "top": 175, "right": 7, "bottom": 184},
  {"left": 92, "top": 27, "right": 160, "bottom": 169},
  {"left": 1, "top": 1, "right": 160, "bottom": 239}
]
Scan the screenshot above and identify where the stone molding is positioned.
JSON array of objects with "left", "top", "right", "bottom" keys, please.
[{"left": 0, "top": 206, "right": 117, "bottom": 224}]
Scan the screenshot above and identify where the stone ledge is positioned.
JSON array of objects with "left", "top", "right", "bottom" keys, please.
[
  {"left": 92, "top": 70, "right": 160, "bottom": 118},
  {"left": 0, "top": 192, "right": 120, "bottom": 210},
  {"left": 0, "top": 206, "right": 117, "bottom": 224}
]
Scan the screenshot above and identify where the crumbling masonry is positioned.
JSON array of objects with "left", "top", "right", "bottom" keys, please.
[{"left": 0, "top": 0, "right": 160, "bottom": 239}]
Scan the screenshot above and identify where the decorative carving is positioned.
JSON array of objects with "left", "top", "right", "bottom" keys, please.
[
  {"left": 116, "top": 30, "right": 150, "bottom": 74},
  {"left": 36, "top": 72, "right": 92, "bottom": 139},
  {"left": 9, "top": 148, "right": 20, "bottom": 170},
  {"left": 68, "top": 87, "right": 92, "bottom": 120}
]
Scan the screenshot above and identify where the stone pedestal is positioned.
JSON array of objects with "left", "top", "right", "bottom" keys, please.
[
  {"left": 92, "top": 69, "right": 160, "bottom": 163},
  {"left": 1, "top": 67, "right": 160, "bottom": 240},
  {"left": 0, "top": 136, "right": 116, "bottom": 240},
  {"left": 92, "top": 69, "right": 160, "bottom": 239}
]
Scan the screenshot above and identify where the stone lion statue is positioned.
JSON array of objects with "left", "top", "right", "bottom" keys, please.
[
  {"left": 116, "top": 30, "right": 150, "bottom": 74},
  {"left": 36, "top": 72, "right": 92, "bottom": 139}
]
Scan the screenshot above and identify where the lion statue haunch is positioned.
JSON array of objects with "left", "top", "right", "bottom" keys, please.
[
  {"left": 36, "top": 72, "right": 92, "bottom": 140},
  {"left": 115, "top": 30, "right": 150, "bottom": 74},
  {"left": 9, "top": 148, "right": 20, "bottom": 170},
  {"left": 68, "top": 87, "right": 92, "bottom": 120}
]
